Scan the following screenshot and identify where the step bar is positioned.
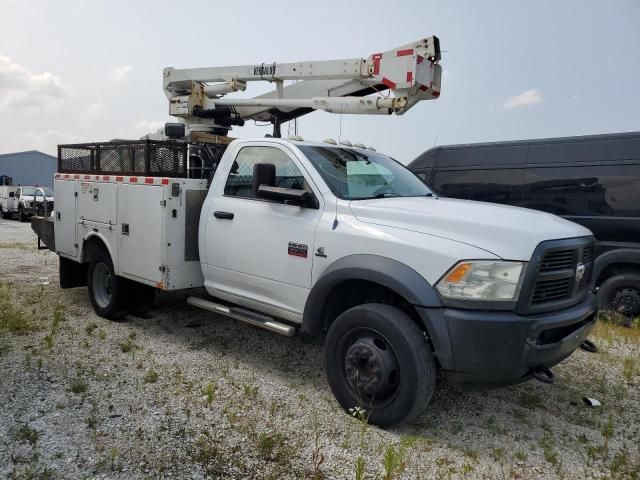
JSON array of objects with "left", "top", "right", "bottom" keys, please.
[{"left": 186, "top": 297, "right": 296, "bottom": 337}]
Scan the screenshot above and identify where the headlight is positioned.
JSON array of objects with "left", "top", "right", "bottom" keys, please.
[{"left": 436, "top": 261, "right": 526, "bottom": 301}]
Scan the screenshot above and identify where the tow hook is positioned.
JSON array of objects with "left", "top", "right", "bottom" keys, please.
[
  {"left": 579, "top": 339, "right": 598, "bottom": 353},
  {"left": 531, "top": 366, "right": 555, "bottom": 384}
]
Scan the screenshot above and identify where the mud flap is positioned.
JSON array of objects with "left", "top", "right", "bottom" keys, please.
[{"left": 60, "top": 256, "right": 88, "bottom": 289}]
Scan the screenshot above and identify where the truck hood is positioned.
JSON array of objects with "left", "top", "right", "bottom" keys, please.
[{"left": 348, "top": 197, "right": 592, "bottom": 260}]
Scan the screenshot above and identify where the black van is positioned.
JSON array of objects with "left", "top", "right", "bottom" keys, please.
[{"left": 410, "top": 131, "right": 640, "bottom": 318}]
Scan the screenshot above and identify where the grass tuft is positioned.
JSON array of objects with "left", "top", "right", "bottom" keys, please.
[{"left": 143, "top": 369, "right": 159, "bottom": 384}]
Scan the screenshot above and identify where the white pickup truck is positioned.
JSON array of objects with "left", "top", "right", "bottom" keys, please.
[
  {"left": 38, "top": 137, "right": 597, "bottom": 426},
  {"left": 0, "top": 185, "right": 54, "bottom": 221}
]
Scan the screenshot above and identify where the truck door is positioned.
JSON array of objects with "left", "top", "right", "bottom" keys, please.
[{"left": 203, "top": 144, "right": 323, "bottom": 318}]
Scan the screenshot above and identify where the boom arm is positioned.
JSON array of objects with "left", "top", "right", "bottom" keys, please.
[{"left": 162, "top": 36, "right": 442, "bottom": 136}]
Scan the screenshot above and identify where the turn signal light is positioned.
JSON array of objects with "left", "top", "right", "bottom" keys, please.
[{"left": 444, "top": 262, "right": 472, "bottom": 283}]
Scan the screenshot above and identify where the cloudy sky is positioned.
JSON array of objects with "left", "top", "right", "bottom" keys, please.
[{"left": 1, "top": 0, "right": 639, "bottom": 163}]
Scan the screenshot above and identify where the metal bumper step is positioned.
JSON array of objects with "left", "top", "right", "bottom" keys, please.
[{"left": 187, "top": 297, "right": 296, "bottom": 337}]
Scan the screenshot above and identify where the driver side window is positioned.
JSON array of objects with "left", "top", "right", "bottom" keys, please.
[{"left": 224, "top": 146, "right": 306, "bottom": 199}]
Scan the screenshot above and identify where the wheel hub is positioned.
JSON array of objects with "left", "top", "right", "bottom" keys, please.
[
  {"left": 612, "top": 287, "right": 640, "bottom": 316},
  {"left": 93, "top": 262, "right": 113, "bottom": 308},
  {"left": 344, "top": 336, "right": 399, "bottom": 399}
]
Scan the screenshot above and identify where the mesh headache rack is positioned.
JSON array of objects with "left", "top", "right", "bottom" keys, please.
[{"left": 58, "top": 140, "right": 188, "bottom": 178}]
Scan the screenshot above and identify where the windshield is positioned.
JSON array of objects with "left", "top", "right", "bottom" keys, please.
[
  {"left": 298, "top": 146, "right": 433, "bottom": 200},
  {"left": 21, "top": 187, "right": 53, "bottom": 196}
]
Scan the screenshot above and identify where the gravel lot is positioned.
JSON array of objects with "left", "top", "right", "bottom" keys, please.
[{"left": 1, "top": 218, "right": 639, "bottom": 479}]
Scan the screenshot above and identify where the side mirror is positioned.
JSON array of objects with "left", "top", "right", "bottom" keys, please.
[
  {"left": 257, "top": 185, "right": 318, "bottom": 208},
  {"left": 252, "top": 163, "right": 276, "bottom": 196},
  {"left": 9, "top": 192, "right": 15, "bottom": 198}
]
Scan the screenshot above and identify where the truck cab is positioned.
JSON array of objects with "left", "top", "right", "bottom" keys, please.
[{"left": 46, "top": 137, "right": 597, "bottom": 427}]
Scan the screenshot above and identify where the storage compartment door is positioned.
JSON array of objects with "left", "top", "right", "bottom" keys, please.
[
  {"left": 117, "top": 184, "right": 164, "bottom": 283},
  {"left": 53, "top": 180, "right": 78, "bottom": 257}
]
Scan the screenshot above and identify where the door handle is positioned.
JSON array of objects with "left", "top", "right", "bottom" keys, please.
[{"left": 214, "top": 211, "right": 234, "bottom": 220}]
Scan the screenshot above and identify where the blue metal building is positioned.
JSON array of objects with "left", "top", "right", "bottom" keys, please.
[{"left": 0, "top": 150, "right": 57, "bottom": 188}]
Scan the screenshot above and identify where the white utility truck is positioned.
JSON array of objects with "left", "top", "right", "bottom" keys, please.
[
  {"left": 1, "top": 185, "right": 54, "bottom": 221},
  {"left": 33, "top": 37, "right": 597, "bottom": 426}
]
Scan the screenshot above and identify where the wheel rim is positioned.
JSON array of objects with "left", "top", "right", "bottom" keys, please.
[
  {"left": 340, "top": 328, "right": 401, "bottom": 408},
  {"left": 612, "top": 287, "right": 640, "bottom": 317},
  {"left": 93, "top": 262, "right": 113, "bottom": 308}
]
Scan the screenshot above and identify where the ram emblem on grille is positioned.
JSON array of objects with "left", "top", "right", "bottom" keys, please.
[{"left": 575, "top": 263, "right": 585, "bottom": 282}]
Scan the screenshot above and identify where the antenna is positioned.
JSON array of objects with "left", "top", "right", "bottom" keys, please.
[{"left": 338, "top": 106, "right": 343, "bottom": 145}]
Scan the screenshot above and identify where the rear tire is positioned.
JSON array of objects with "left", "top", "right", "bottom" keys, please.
[
  {"left": 87, "top": 249, "right": 129, "bottom": 320},
  {"left": 324, "top": 303, "right": 436, "bottom": 427},
  {"left": 598, "top": 274, "right": 640, "bottom": 319},
  {"left": 1, "top": 209, "right": 11, "bottom": 219}
]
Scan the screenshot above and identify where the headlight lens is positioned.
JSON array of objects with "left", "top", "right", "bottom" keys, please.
[{"left": 436, "top": 261, "right": 526, "bottom": 301}]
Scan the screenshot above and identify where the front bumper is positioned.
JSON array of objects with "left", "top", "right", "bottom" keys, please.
[{"left": 417, "top": 292, "right": 597, "bottom": 388}]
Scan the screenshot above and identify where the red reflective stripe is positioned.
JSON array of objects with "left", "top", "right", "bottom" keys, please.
[
  {"left": 84, "top": 175, "right": 90, "bottom": 180},
  {"left": 115, "top": 176, "right": 124, "bottom": 182},
  {"left": 64, "top": 174, "right": 69, "bottom": 178},
  {"left": 406, "top": 71, "right": 413, "bottom": 83},
  {"left": 95, "top": 176, "right": 100, "bottom": 180},
  {"left": 54, "top": 174, "right": 60, "bottom": 179},
  {"left": 161, "top": 178, "right": 169, "bottom": 185},
  {"left": 130, "top": 177, "right": 138, "bottom": 183},
  {"left": 145, "top": 177, "right": 154, "bottom": 184},
  {"left": 372, "top": 53, "right": 382, "bottom": 75},
  {"left": 381, "top": 77, "right": 396, "bottom": 90},
  {"left": 396, "top": 48, "right": 414, "bottom": 57},
  {"left": 102, "top": 175, "right": 110, "bottom": 181},
  {"left": 73, "top": 174, "right": 80, "bottom": 179}
]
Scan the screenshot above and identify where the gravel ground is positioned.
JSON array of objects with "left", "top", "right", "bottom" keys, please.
[{"left": 1, "top": 218, "right": 639, "bottom": 479}]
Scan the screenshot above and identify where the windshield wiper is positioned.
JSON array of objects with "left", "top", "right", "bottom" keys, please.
[{"left": 371, "top": 192, "right": 402, "bottom": 199}]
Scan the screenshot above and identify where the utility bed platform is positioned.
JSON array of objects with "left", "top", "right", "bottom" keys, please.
[{"left": 52, "top": 140, "right": 209, "bottom": 290}]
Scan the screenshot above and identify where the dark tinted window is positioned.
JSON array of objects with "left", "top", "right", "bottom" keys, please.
[
  {"left": 224, "top": 146, "right": 305, "bottom": 199},
  {"left": 522, "top": 164, "right": 640, "bottom": 217},
  {"left": 414, "top": 168, "right": 432, "bottom": 184},
  {"left": 431, "top": 168, "right": 525, "bottom": 204}
]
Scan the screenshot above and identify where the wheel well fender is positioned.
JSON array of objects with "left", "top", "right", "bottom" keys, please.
[
  {"left": 302, "top": 254, "right": 442, "bottom": 334},
  {"left": 593, "top": 249, "right": 640, "bottom": 285},
  {"left": 81, "top": 234, "right": 117, "bottom": 273}
]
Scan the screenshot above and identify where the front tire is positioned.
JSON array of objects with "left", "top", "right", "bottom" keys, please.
[
  {"left": 18, "top": 206, "right": 26, "bottom": 222},
  {"left": 324, "top": 303, "right": 436, "bottom": 427},
  {"left": 87, "top": 249, "right": 129, "bottom": 320},
  {"left": 598, "top": 274, "right": 640, "bottom": 319}
]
